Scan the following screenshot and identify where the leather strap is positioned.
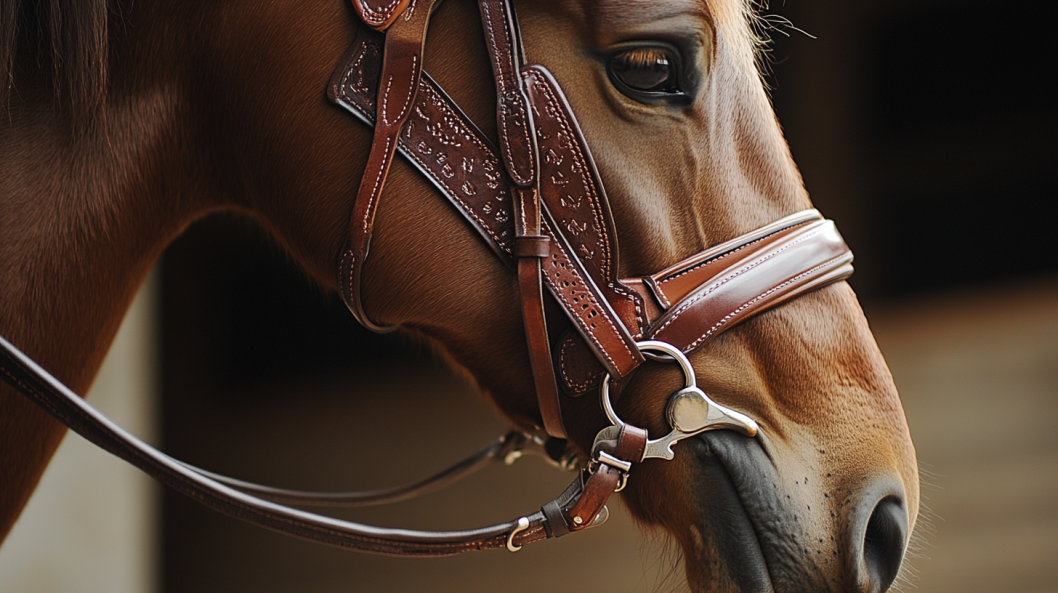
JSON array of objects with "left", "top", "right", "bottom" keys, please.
[
  {"left": 327, "top": 32, "right": 854, "bottom": 402},
  {"left": 0, "top": 335, "right": 588, "bottom": 556},
  {"left": 557, "top": 214, "right": 854, "bottom": 394},
  {"left": 330, "top": 35, "right": 646, "bottom": 383},
  {"left": 0, "top": 0, "right": 861, "bottom": 562},
  {"left": 339, "top": 0, "right": 440, "bottom": 331},
  {"left": 645, "top": 210, "right": 826, "bottom": 310},
  {"left": 540, "top": 478, "right": 581, "bottom": 538},
  {"left": 649, "top": 219, "right": 853, "bottom": 351},
  {"left": 523, "top": 67, "right": 644, "bottom": 376},
  {"left": 478, "top": 0, "right": 566, "bottom": 438},
  {"left": 514, "top": 197, "right": 565, "bottom": 437},
  {"left": 327, "top": 33, "right": 515, "bottom": 264},
  {"left": 565, "top": 424, "right": 647, "bottom": 531},
  {"left": 479, "top": 0, "right": 535, "bottom": 187}
]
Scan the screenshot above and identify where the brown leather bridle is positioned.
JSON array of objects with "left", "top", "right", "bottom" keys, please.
[{"left": 0, "top": 0, "right": 853, "bottom": 557}]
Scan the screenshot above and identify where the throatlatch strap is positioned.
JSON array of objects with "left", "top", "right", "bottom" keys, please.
[{"left": 338, "top": 0, "right": 439, "bottom": 332}]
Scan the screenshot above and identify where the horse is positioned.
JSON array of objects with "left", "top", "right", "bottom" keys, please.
[{"left": 0, "top": 0, "right": 919, "bottom": 591}]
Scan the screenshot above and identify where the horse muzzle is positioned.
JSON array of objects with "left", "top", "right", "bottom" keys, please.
[{"left": 683, "top": 430, "right": 910, "bottom": 593}]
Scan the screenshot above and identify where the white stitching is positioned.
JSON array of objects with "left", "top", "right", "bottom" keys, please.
[
  {"left": 654, "top": 226, "right": 829, "bottom": 336},
  {"left": 530, "top": 71, "right": 647, "bottom": 334},
  {"left": 404, "top": 85, "right": 510, "bottom": 250},
  {"left": 339, "top": 42, "right": 380, "bottom": 106},
  {"left": 675, "top": 255, "right": 848, "bottom": 352},
  {"left": 340, "top": 64, "right": 509, "bottom": 249},
  {"left": 380, "top": 55, "right": 417, "bottom": 128},
  {"left": 656, "top": 220, "right": 814, "bottom": 290},
  {"left": 532, "top": 74, "right": 612, "bottom": 279},
  {"left": 356, "top": 0, "right": 401, "bottom": 21},
  {"left": 643, "top": 276, "right": 672, "bottom": 309},
  {"left": 361, "top": 136, "right": 393, "bottom": 234},
  {"left": 559, "top": 335, "right": 598, "bottom": 393},
  {"left": 482, "top": 1, "right": 534, "bottom": 186}
]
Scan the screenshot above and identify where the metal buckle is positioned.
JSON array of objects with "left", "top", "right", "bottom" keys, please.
[
  {"left": 585, "top": 451, "right": 631, "bottom": 493},
  {"left": 596, "top": 451, "right": 632, "bottom": 473},
  {"left": 601, "top": 340, "right": 759, "bottom": 461}
]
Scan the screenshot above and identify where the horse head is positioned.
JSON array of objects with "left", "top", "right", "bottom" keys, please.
[{"left": 338, "top": 1, "right": 919, "bottom": 590}]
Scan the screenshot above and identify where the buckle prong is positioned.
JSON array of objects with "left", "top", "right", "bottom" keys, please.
[{"left": 506, "top": 516, "right": 530, "bottom": 552}]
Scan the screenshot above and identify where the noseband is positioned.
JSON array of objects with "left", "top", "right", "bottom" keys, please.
[{"left": 0, "top": 0, "right": 852, "bottom": 557}]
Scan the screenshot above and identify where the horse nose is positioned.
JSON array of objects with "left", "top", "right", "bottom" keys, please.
[{"left": 851, "top": 483, "right": 909, "bottom": 593}]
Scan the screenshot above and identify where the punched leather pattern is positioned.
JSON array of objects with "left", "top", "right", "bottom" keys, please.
[
  {"left": 332, "top": 36, "right": 514, "bottom": 258},
  {"left": 523, "top": 68, "right": 646, "bottom": 339}
]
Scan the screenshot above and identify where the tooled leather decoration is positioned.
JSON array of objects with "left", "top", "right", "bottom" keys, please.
[
  {"left": 328, "top": 9, "right": 853, "bottom": 429},
  {"left": 0, "top": 0, "right": 854, "bottom": 559},
  {"left": 325, "top": 0, "right": 852, "bottom": 547}
]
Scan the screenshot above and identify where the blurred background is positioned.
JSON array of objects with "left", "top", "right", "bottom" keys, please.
[{"left": 1, "top": 0, "right": 1055, "bottom": 591}]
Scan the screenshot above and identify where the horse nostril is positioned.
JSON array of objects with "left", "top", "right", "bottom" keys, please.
[{"left": 860, "top": 495, "right": 908, "bottom": 592}]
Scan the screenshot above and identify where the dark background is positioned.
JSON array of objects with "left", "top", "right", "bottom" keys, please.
[
  {"left": 158, "top": 0, "right": 1057, "bottom": 590},
  {"left": 767, "top": 0, "right": 1055, "bottom": 300}
]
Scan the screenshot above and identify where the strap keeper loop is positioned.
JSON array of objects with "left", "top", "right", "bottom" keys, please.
[
  {"left": 513, "top": 235, "right": 551, "bottom": 258},
  {"left": 596, "top": 451, "right": 632, "bottom": 473}
]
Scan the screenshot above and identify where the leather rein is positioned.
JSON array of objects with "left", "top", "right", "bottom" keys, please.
[{"left": 0, "top": 0, "right": 853, "bottom": 557}]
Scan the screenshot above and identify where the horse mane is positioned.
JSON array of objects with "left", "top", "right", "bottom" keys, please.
[{"left": 0, "top": 0, "right": 109, "bottom": 119}]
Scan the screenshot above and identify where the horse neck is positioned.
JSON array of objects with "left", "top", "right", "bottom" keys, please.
[
  {"left": 0, "top": 2, "right": 223, "bottom": 541},
  {"left": 3, "top": 94, "right": 198, "bottom": 392}
]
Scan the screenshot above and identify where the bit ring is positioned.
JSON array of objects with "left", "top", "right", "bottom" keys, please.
[{"left": 601, "top": 340, "right": 697, "bottom": 427}]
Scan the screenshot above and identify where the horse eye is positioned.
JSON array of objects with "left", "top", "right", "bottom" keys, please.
[{"left": 609, "top": 48, "right": 681, "bottom": 95}]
